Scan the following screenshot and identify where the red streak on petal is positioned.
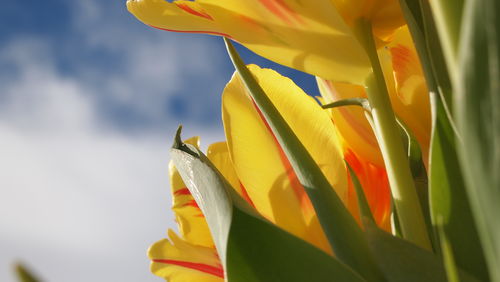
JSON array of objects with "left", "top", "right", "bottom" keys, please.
[
  {"left": 174, "top": 187, "right": 191, "bottom": 196},
  {"left": 258, "top": 0, "right": 303, "bottom": 25},
  {"left": 153, "top": 259, "right": 224, "bottom": 278},
  {"left": 149, "top": 25, "right": 234, "bottom": 39},
  {"left": 239, "top": 182, "right": 257, "bottom": 208},
  {"left": 183, "top": 199, "right": 200, "bottom": 209},
  {"left": 175, "top": 3, "right": 214, "bottom": 21}
]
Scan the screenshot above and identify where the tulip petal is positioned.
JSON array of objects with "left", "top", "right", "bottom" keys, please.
[
  {"left": 317, "top": 78, "right": 384, "bottom": 166},
  {"left": 222, "top": 64, "right": 348, "bottom": 253},
  {"left": 127, "top": 0, "right": 370, "bottom": 83},
  {"left": 207, "top": 142, "right": 256, "bottom": 208},
  {"left": 344, "top": 149, "right": 391, "bottom": 232},
  {"left": 385, "top": 26, "right": 431, "bottom": 163},
  {"left": 149, "top": 230, "right": 224, "bottom": 282}
]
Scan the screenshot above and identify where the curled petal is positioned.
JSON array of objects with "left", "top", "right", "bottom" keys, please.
[
  {"left": 127, "top": 0, "right": 370, "bottom": 84},
  {"left": 149, "top": 230, "right": 224, "bottom": 281}
]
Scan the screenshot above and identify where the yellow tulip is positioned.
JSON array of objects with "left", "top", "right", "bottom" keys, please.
[
  {"left": 318, "top": 26, "right": 432, "bottom": 168},
  {"left": 127, "top": 0, "right": 405, "bottom": 84},
  {"left": 149, "top": 65, "right": 392, "bottom": 281}
]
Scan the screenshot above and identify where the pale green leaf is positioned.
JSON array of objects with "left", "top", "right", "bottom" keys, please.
[{"left": 456, "top": 0, "right": 500, "bottom": 280}]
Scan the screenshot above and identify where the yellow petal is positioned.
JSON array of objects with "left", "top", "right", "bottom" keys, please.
[
  {"left": 207, "top": 142, "right": 256, "bottom": 207},
  {"left": 127, "top": 0, "right": 370, "bottom": 84},
  {"left": 318, "top": 26, "right": 431, "bottom": 167},
  {"left": 383, "top": 26, "right": 431, "bottom": 165},
  {"left": 222, "top": 64, "right": 348, "bottom": 253},
  {"left": 169, "top": 137, "right": 215, "bottom": 248},
  {"left": 149, "top": 230, "right": 223, "bottom": 282},
  {"left": 330, "top": 0, "right": 405, "bottom": 43},
  {"left": 317, "top": 78, "right": 384, "bottom": 166}
]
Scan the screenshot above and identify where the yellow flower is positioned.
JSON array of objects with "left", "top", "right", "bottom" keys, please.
[
  {"left": 127, "top": 0, "right": 404, "bottom": 84},
  {"left": 318, "top": 26, "right": 432, "bottom": 167},
  {"left": 149, "top": 65, "right": 392, "bottom": 281}
]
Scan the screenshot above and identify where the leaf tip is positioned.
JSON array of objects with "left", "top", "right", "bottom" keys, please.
[{"left": 173, "top": 124, "right": 183, "bottom": 150}]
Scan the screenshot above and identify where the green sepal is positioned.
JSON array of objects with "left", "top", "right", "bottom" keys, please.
[{"left": 171, "top": 127, "right": 367, "bottom": 282}]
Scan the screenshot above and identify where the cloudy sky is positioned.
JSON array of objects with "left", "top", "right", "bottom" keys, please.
[{"left": 0, "top": 1, "right": 317, "bottom": 281}]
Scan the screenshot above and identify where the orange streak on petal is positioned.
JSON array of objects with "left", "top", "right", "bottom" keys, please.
[
  {"left": 344, "top": 149, "right": 391, "bottom": 230},
  {"left": 258, "top": 0, "right": 303, "bottom": 25},
  {"left": 390, "top": 44, "right": 413, "bottom": 84},
  {"left": 174, "top": 3, "right": 214, "bottom": 21},
  {"left": 152, "top": 259, "right": 224, "bottom": 278}
]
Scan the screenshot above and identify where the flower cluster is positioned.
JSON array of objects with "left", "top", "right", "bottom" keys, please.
[{"left": 127, "top": 1, "right": 499, "bottom": 282}]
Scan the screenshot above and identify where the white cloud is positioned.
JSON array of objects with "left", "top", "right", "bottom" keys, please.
[{"left": 0, "top": 2, "right": 227, "bottom": 280}]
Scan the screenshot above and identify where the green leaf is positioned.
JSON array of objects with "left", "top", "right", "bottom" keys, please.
[
  {"left": 224, "top": 38, "right": 383, "bottom": 281},
  {"left": 436, "top": 217, "right": 460, "bottom": 282},
  {"left": 14, "top": 263, "right": 40, "bottom": 282},
  {"left": 456, "top": 0, "right": 500, "bottom": 280},
  {"left": 428, "top": 95, "right": 488, "bottom": 281},
  {"left": 428, "top": 0, "right": 464, "bottom": 83},
  {"left": 363, "top": 220, "right": 479, "bottom": 282},
  {"left": 171, "top": 127, "right": 367, "bottom": 282},
  {"left": 401, "top": 0, "right": 489, "bottom": 279}
]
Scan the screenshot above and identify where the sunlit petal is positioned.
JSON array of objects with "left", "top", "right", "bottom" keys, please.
[
  {"left": 127, "top": 0, "right": 370, "bottom": 83},
  {"left": 222, "top": 64, "right": 348, "bottom": 253},
  {"left": 149, "top": 230, "right": 223, "bottom": 282}
]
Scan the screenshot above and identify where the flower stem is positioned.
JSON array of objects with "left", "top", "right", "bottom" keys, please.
[{"left": 356, "top": 20, "right": 431, "bottom": 250}]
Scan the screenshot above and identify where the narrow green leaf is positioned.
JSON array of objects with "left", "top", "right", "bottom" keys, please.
[
  {"left": 429, "top": 95, "right": 487, "bottom": 281},
  {"left": 14, "top": 263, "right": 40, "bottom": 282},
  {"left": 224, "top": 38, "right": 383, "bottom": 281},
  {"left": 456, "top": 0, "right": 500, "bottom": 280},
  {"left": 171, "top": 127, "right": 366, "bottom": 282},
  {"left": 346, "top": 162, "right": 375, "bottom": 224},
  {"left": 428, "top": 0, "right": 464, "bottom": 84},
  {"left": 401, "top": 0, "right": 489, "bottom": 279},
  {"left": 436, "top": 217, "right": 460, "bottom": 282},
  {"left": 363, "top": 220, "right": 479, "bottom": 282}
]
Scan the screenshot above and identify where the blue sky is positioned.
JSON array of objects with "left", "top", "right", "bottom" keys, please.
[{"left": 0, "top": 1, "right": 318, "bottom": 281}]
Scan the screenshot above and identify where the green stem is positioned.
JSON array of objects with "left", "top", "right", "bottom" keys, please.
[{"left": 357, "top": 20, "right": 431, "bottom": 250}]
